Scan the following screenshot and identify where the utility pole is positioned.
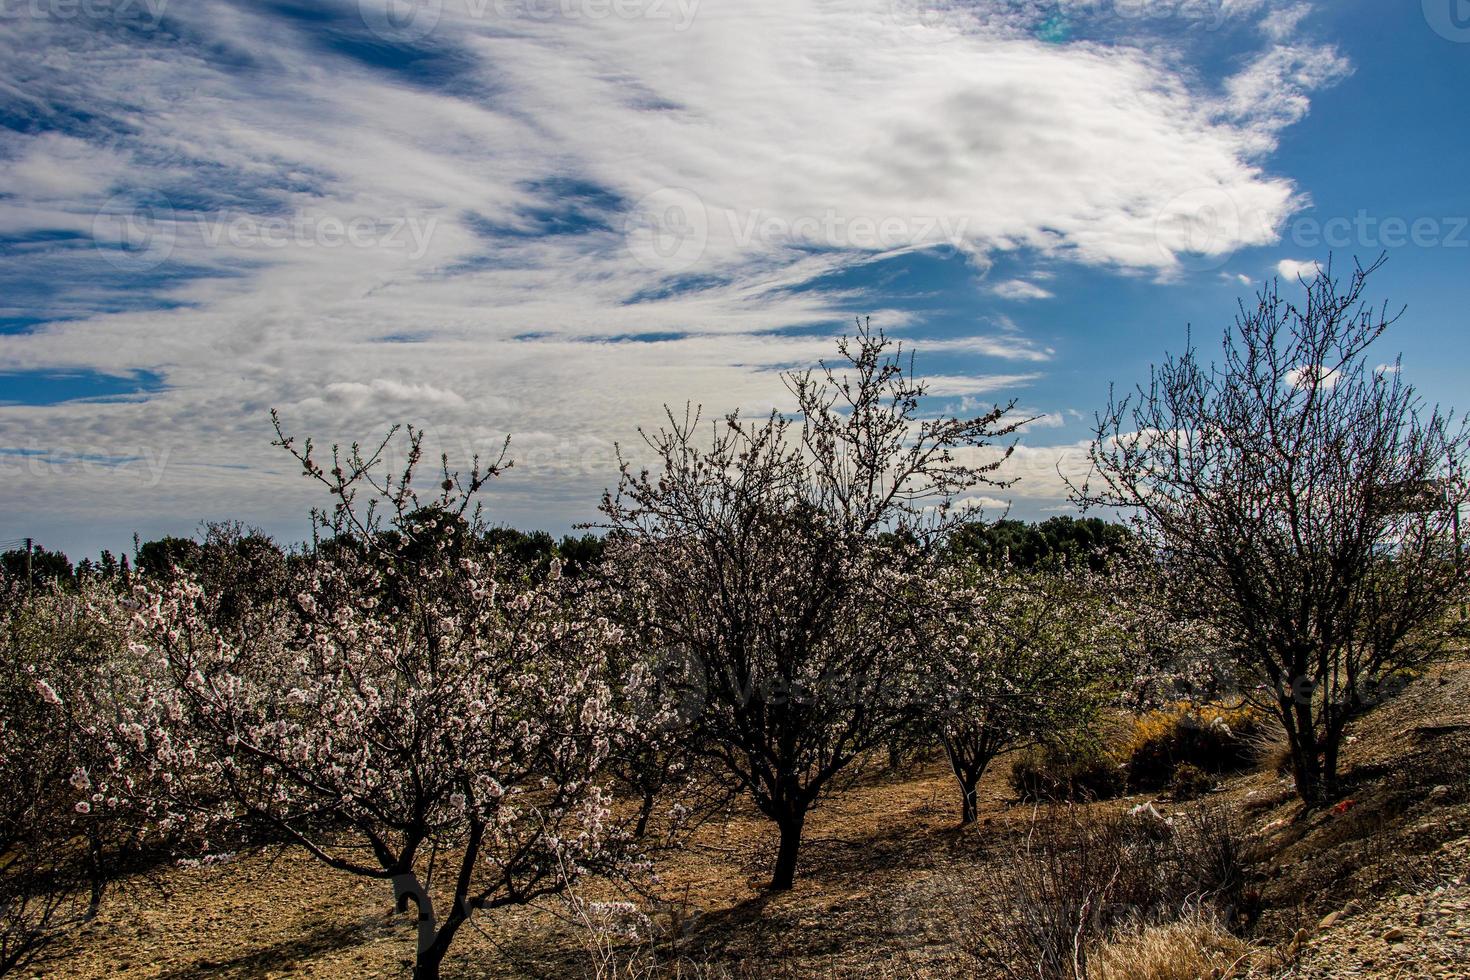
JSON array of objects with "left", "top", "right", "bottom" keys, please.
[
  {"left": 24, "top": 537, "right": 33, "bottom": 590},
  {"left": 1451, "top": 485, "right": 1466, "bottom": 622},
  {"left": 1456, "top": 504, "right": 1465, "bottom": 622}
]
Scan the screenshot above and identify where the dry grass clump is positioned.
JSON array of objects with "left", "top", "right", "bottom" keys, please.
[
  {"left": 1009, "top": 703, "right": 1268, "bottom": 804},
  {"left": 1091, "top": 912, "right": 1254, "bottom": 980}
]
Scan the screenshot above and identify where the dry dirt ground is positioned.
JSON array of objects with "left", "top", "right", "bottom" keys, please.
[{"left": 36, "top": 660, "right": 1470, "bottom": 979}]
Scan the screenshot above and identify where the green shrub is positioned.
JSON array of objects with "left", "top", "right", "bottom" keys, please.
[
  {"left": 1168, "top": 763, "right": 1216, "bottom": 801},
  {"left": 1010, "top": 743, "right": 1127, "bottom": 803}
]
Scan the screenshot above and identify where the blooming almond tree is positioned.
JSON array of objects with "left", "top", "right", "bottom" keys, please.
[
  {"left": 1, "top": 576, "right": 146, "bottom": 976},
  {"left": 85, "top": 423, "right": 647, "bottom": 980},
  {"left": 600, "top": 321, "right": 1024, "bottom": 889},
  {"left": 921, "top": 563, "right": 1126, "bottom": 824},
  {"left": 1078, "top": 257, "right": 1470, "bottom": 804}
]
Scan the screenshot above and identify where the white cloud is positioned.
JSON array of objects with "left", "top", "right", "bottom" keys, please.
[
  {"left": 1007, "top": 410, "right": 1069, "bottom": 431},
  {"left": 1223, "top": 43, "right": 1351, "bottom": 148},
  {"left": 0, "top": 0, "right": 1349, "bottom": 547},
  {"left": 323, "top": 380, "right": 469, "bottom": 408},
  {"left": 1261, "top": 2, "right": 1314, "bottom": 41},
  {"left": 989, "top": 279, "right": 1055, "bottom": 301},
  {"left": 1284, "top": 364, "right": 1339, "bottom": 389},
  {"left": 1277, "top": 258, "right": 1321, "bottom": 280},
  {"left": 925, "top": 373, "right": 1044, "bottom": 397}
]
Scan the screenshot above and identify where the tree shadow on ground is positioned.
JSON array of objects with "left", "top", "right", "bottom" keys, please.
[{"left": 153, "top": 919, "right": 388, "bottom": 979}]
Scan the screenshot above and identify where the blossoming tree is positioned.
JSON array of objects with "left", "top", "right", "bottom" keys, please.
[
  {"left": 1, "top": 577, "right": 142, "bottom": 975},
  {"left": 85, "top": 422, "right": 648, "bottom": 980},
  {"left": 600, "top": 322, "right": 1023, "bottom": 889},
  {"left": 920, "top": 563, "right": 1127, "bottom": 823}
]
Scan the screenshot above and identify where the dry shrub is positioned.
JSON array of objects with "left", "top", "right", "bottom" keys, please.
[
  {"left": 1091, "top": 912, "right": 1254, "bottom": 980},
  {"left": 955, "top": 800, "right": 1250, "bottom": 979},
  {"left": 1244, "top": 722, "right": 1293, "bottom": 777},
  {"left": 1124, "top": 703, "right": 1262, "bottom": 792},
  {"left": 1011, "top": 704, "right": 1266, "bottom": 805}
]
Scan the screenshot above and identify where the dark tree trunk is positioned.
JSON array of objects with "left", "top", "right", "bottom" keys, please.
[
  {"left": 959, "top": 778, "right": 980, "bottom": 825},
  {"left": 1322, "top": 727, "right": 1342, "bottom": 799},
  {"left": 634, "top": 789, "right": 656, "bottom": 839},
  {"left": 413, "top": 948, "right": 446, "bottom": 980},
  {"left": 413, "top": 908, "right": 467, "bottom": 980},
  {"left": 943, "top": 741, "right": 990, "bottom": 825},
  {"left": 1285, "top": 700, "right": 1326, "bottom": 806},
  {"left": 770, "top": 811, "right": 806, "bottom": 890}
]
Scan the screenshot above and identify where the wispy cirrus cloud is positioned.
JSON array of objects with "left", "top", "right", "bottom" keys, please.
[{"left": 0, "top": 0, "right": 1346, "bottom": 549}]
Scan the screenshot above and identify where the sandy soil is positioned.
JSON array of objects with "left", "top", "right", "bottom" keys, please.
[{"left": 34, "top": 660, "right": 1470, "bottom": 979}]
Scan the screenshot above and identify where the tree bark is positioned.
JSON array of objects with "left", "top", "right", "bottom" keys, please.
[
  {"left": 634, "top": 789, "right": 656, "bottom": 839},
  {"left": 413, "top": 907, "right": 467, "bottom": 980},
  {"left": 959, "top": 778, "right": 980, "bottom": 825},
  {"left": 770, "top": 811, "right": 806, "bottom": 890},
  {"left": 944, "top": 741, "right": 989, "bottom": 825},
  {"left": 1284, "top": 704, "right": 1326, "bottom": 805},
  {"left": 1321, "top": 729, "right": 1342, "bottom": 800},
  {"left": 413, "top": 948, "right": 446, "bottom": 980}
]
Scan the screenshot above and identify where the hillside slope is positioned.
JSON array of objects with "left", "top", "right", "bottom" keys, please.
[{"left": 40, "top": 661, "right": 1470, "bottom": 979}]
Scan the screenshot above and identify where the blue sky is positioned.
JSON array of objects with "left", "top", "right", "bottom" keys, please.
[{"left": 1, "top": 0, "right": 1467, "bottom": 558}]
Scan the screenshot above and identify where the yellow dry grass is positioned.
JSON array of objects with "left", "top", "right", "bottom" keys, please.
[{"left": 1091, "top": 914, "right": 1256, "bottom": 980}]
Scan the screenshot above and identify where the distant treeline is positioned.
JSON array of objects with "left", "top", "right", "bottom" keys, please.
[
  {"left": 0, "top": 522, "right": 605, "bottom": 586},
  {"left": 0, "top": 515, "right": 1130, "bottom": 588},
  {"left": 948, "top": 516, "right": 1131, "bottom": 571}
]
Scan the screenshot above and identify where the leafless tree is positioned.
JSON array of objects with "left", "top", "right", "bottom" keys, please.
[
  {"left": 600, "top": 320, "right": 1023, "bottom": 888},
  {"left": 1076, "top": 257, "right": 1469, "bottom": 804}
]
